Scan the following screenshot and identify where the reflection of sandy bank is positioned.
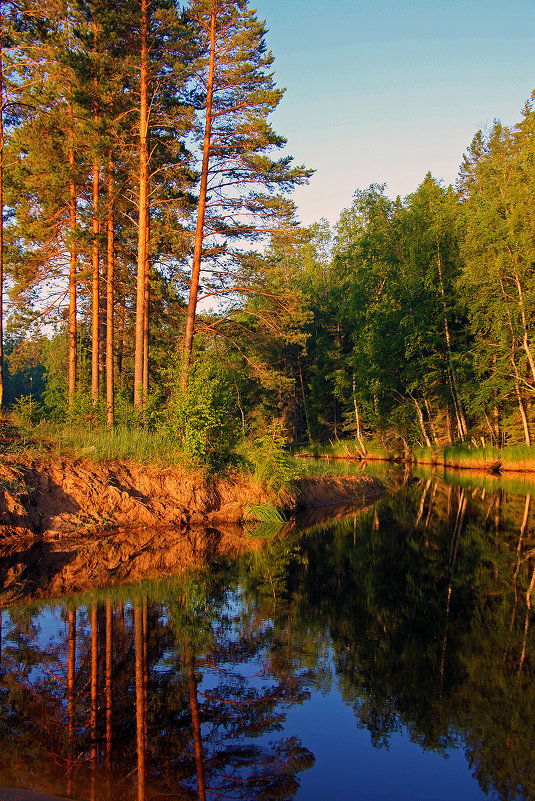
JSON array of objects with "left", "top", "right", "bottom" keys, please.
[
  {"left": 291, "top": 498, "right": 378, "bottom": 530},
  {"left": 0, "top": 523, "right": 263, "bottom": 605},
  {"left": 293, "top": 474, "right": 383, "bottom": 509}
]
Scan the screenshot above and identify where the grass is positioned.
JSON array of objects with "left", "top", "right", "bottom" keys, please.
[
  {"left": 295, "top": 438, "right": 397, "bottom": 461},
  {"left": 412, "top": 443, "right": 535, "bottom": 473},
  {"left": 2, "top": 415, "right": 197, "bottom": 467},
  {"left": 499, "top": 444, "right": 535, "bottom": 472},
  {"left": 8, "top": 411, "right": 535, "bottom": 477},
  {"left": 413, "top": 444, "right": 501, "bottom": 470}
]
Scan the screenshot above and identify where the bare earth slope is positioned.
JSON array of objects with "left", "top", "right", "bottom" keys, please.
[{"left": 0, "top": 456, "right": 383, "bottom": 538}]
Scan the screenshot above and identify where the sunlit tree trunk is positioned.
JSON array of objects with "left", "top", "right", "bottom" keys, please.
[
  {"left": 142, "top": 201, "right": 149, "bottom": 400},
  {"left": 182, "top": 0, "right": 216, "bottom": 384},
  {"left": 185, "top": 643, "right": 206, "bottom": 801},
  {"left": 352, "top": 374, "right": 366, "bottom": 454},
  {"left": 106, "top": 161, "right": 114, "bottom": 426},
  {"left": 511, "top": 351, "right": 531, "bottom": 445},
  {"left": 91, "top": 17, "right": 100, "bottom": 407},
  {"left": 423, "top": 394, "right": 438, "bottom": 445},
  {"left": 512, "top": 270, "right": 535, "bottom": 384},
  {"left": 436, "top": 243, "right": 467, "bottom": 437},
  {"left": 134, "top": 0, "right": 149, "bottom": 410},
  {"left": 117, "top": 291, "right": 125, "bottom": 379},
  {"left": 134, "top": 602, "right": 146, "bottom": 801},
  {"left": 68, "top": 109, "right": 77, "bottom": 408},
  {"left": 413, "top": 396, "right": 432, "bottom": 447}
]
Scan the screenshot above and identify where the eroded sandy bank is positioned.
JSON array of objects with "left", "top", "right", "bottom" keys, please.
[{"left": 0, "top": 456, "right": 384, "bottom": 538}]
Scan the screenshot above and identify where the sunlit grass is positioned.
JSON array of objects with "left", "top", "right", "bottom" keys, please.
[
  {"left": 413, "top": 443, "right": 535, "bottom": 472},
  {"left": 499, "top": 444, "right": 535, "bottom": 472},
  {"left": 295, "top": 438, "right": 396, "bottom": 461},
  {"left": 7, "top": 418, "right": 187, "bottom": 465}
]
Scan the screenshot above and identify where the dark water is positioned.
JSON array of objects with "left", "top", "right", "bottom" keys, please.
[{"left": 1, "top": 469, "right": 535, "bottom": 800}]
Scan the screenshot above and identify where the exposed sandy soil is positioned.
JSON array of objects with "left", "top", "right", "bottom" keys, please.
[
  {"left": 0, "top": 456, "right": 383, "bottom": 603},
  {"left": 0, "top": 456, "right": 383, "bottom": 538}
]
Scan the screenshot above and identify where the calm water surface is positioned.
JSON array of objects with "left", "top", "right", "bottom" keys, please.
[{"left": 1, "top": 468, "right": 534, "bottom": 800}]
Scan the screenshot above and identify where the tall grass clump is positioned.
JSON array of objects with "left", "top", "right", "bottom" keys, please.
[
  {"left": 499, "top": 444, "right": 535, "bottom": 472},
  {"left": 299, "top": 438, "right": 395, "bottom": 461},
  {"left": 440, "top": 444, "right": 501, "bottom": 470}
]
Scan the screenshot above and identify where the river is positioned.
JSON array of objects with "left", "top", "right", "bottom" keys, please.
[{"left": 0, "top": 465, "right": 534, "bottom": 801}]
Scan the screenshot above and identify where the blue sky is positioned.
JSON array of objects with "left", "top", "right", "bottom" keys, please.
[{"left": 253, "top": 0, "right": 535, "bottom": 226}]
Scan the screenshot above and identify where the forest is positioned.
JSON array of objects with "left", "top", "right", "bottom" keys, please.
[{"left": 2, "top": 0, "right": 535, "bottom": 464}]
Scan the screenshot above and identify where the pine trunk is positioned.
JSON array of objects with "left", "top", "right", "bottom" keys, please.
[
  {"left": 134, "top": 0, "right": 149, "bottom": 410},
  {"left": 68, "top": 117, "right": 77, "bottom": 407},
  {"left": 91, "top": 159, "right": 100, "bottom": 405},
  {"left": 106, "top": 161, "right": 114, "bottom": 426},
  {"left": 182, "top": 0, "right": 217, "bottom": 385},
  {"left": 142, "top": 200, "right": 149, "bottom": 398}
]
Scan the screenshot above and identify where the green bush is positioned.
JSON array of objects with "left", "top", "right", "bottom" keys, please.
[
  {"left": 164, "top": 358, "right": 240, "bottom": 469},
  {"left": 11, "top": 394, "right": 43, "bottom": 428}
]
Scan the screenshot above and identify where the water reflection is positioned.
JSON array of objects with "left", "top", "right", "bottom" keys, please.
[{"left": 0, "top": 471, "right": 534, "bottom": 800}]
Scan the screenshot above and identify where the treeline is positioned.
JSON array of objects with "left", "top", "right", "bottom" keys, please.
[
  {"left": 287, "top": 97, "right": 535, "bottom": 450},
  {"left": 0, "top": 0, "right": 309, "bottom": 429},
  {"left": 4, "top": 0, "right": 535, "bottom": 455}
]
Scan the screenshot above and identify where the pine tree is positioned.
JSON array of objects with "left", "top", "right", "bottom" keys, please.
[{"left": 182, "top": 0, "right": 311, "bottom": 381}]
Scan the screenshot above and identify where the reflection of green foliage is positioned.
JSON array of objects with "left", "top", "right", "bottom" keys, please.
[{"left": 238, "top": 475, "right": 535, "bottom": 799}]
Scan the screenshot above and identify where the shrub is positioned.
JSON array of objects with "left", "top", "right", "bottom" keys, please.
[
  {"left": 11, "top": 394, "right": 43, "bottom": 428},
  {"left": 164, "top": 358, "right": 240, "bottom": 469}
]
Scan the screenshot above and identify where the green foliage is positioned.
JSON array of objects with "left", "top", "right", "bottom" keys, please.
[
  {"left": 164, "top": 357, "right": 240, "bottom": 469},
  {"left": 10, "top": 394, "right": 43, "bottom": 428},
  {"left": 241, "top": 420, "right": 297, "bottom": 494}
]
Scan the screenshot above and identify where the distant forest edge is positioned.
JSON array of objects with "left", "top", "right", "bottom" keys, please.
[{"left": 2, "top": 0, "right": 535, "bottom": 465}]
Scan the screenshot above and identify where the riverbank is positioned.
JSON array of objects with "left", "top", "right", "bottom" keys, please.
[
  {"left": 296, "top": 439, "right": 535, "bottom": 473},
  {"left": 0, "top": 455, "right": 384, "bottom": 539}
]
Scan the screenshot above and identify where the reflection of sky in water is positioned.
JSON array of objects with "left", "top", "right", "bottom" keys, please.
[
  {"left": 287, "top": 689, "right": 493, "bottom": 801},
  {"left": 0, "top": 591, "right": 501, "bottom": 800}
]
